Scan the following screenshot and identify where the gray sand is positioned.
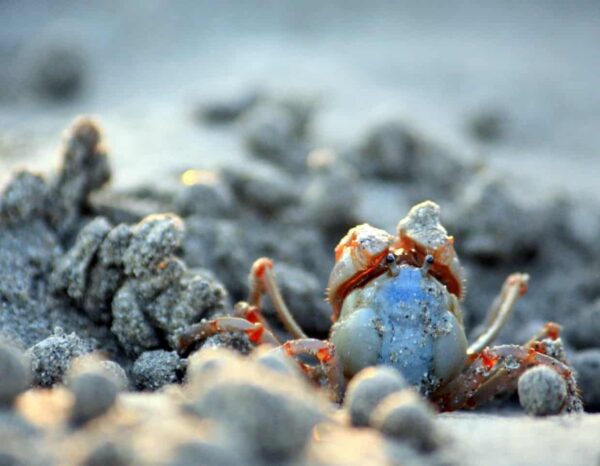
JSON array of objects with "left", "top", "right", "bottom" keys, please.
[
  {"left": 1, "top": 2, "right": 600, "bottom": 466},
  {"left": 440, "top": 412, "right": 600, "bottom": 466}
]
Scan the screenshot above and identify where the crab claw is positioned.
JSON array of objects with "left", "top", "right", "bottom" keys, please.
[
  {"left": 396, "top": 201, "right": 465, "bottom": 299},
  {"left": 327, "top": 224, "right": 394, "bottom": 321}
]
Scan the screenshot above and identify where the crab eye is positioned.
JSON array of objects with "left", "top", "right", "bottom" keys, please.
[
  {"left": 385, "top": 253, "right": 395, "bottom": 264},
  {"left": 421, "top": 254, "right": 435, "bottom": 276}
]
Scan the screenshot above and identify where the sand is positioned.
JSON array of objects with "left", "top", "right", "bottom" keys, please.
[{"left": 1, "top": 2, "right": 600, "bottom": 465}]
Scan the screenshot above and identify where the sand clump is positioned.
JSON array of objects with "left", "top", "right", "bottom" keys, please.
[
  {"left": 0, "top": 118, "right": 228, "bottom": 387},
  {"left": 371, "top": 390, "right": 442, "bottom": 452},
  {"left": 27, "top": 43, "right": 86, "bottom": 102},
  {"left": 68, "top": 371, "right": 119, "bottom": 426},
  {"left": 0, "top": 344, "right": 451, "bottom": 466},
  {"left": 132, "top": 350, "right": 186, "bottom": 391},
  {"left": 27, "top": 328, "right": 94, "bottom": 387},
  {"left": 517, "top": 366, "right": 569, "bottom": 416},
  {"left": 0, "top": 340, "right": 29, "bottom": 406},
  {"left": 344, "top": 366, "right": 409, "bottom": 427},
  {"left": 195, "top": 89, "right": 261, "bottom": 125}
]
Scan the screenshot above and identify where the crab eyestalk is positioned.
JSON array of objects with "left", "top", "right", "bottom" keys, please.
[
  {"left": 420, "top": 254, "right": 435, "bottom": 276},
  {"left": 385, "top": 252, "right": 400, "bottom": 276}
]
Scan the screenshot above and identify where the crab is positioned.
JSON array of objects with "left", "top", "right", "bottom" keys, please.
[{"left": 177, "top": 201, "right": 581, "bottom": 413}]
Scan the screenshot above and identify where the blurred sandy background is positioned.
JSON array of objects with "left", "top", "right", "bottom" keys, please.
[{"left": 1, "top": 0, "right": 599, "bottom": 197}]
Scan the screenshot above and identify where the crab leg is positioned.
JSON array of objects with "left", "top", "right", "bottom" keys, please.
[
  {"left": 279, "top": 339, "right": 345, "bottom": 402},
  {"left": 432, "top": 344, "right": 582, "bottom": 413},
  {"left": 249, "top": 258, "right": 308, "bottom": 339},
  {"left": 176, "top": 317, "right": 279, "bottom": 356},
  {"left": 232, "top": 301, "right": 280, "bottom": 341},
  {"left": 525, "top": 321, "right": 561, "bottom": 348},
  {"left": 467, "top": 273, "right": 529, "bottom": 355}
]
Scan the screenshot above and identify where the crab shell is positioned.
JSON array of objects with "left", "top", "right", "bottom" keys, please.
[
  {"left": 327, "top": 201, "right": 468, "bottom": 392},
  {"left": 395, "top": 201, "right": 464, "bottom": 300},
  {"left": 327, "top": 223, "right": 394, "bottom": 321}
]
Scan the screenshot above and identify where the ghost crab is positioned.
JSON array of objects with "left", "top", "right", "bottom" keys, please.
[{"left": 178, "top": 201, "right": 581, "bottom": 413}]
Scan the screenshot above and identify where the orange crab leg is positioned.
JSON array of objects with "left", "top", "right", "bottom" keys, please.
[
  {"left": 467, "top": 273, "right": 529, "bottom": 355},
  {"left": 248, "top": 258, "right": 308, "bottom": 339},
  {"left": 280, "top": 339, "right": 345, "bottom": 403},
  {"left": 176, "top": 317, "right": 279, "bottom": 355},
  {"left": 525, "top": 322, "right": 562, "bottom": 348},
  {"left": 432, "top": 344, "right": 582, "bottom": 413},
  {"left": 232, "top": 301, "right": 281, "bottom": 341}
]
